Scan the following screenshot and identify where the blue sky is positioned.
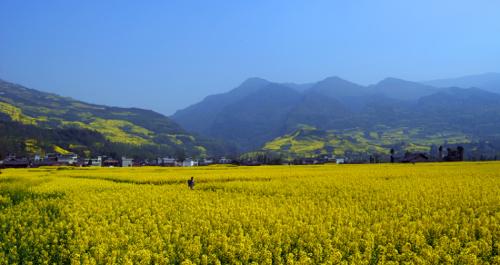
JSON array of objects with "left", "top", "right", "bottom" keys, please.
[{"left": 1, "top": 0, "right": 499, "bottom": 115}]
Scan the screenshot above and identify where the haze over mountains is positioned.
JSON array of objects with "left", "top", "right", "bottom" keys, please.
[
  {"left": 424, "top": 73, "right": 500, "bottom": 94},
  {"left": 172, "top": 73, "right": 500, "bottom": 158}
]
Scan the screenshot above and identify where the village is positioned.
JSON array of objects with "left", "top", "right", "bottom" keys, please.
[
  {"left": 0, "top": 145, "right": 466, "bottom": 169},
  {"left": 0, "top": 153, "right": 234, "bottom": 168}
]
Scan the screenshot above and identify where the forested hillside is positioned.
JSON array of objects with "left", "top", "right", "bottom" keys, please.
[{"left": 0, "top": 79, "right": 232, "bottom": 159}]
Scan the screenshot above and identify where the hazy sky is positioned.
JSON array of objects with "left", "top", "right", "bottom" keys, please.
[{"left": 1, "top": 1, "right": 499, "bottom": 115}]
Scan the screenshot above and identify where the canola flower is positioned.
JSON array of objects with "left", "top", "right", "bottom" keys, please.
[{"left": 0, "top": 162, "right": 499, "bottom": 264}]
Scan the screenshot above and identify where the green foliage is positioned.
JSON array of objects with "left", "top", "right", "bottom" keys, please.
[
  {"left": 53, "top": 145, "right": 71, "bottom": 155},
  {"left": 0, "top": 102, "right": 38, "bottom": 125},
  {"left": 87, "top": 118, "right": 153, "bottom": 145}
]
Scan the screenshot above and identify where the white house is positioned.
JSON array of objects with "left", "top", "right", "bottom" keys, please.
[
  {"left": 161, "top": 157, "right": 177, "bottom": 166},
  {"left": 88, "top": 156, "right": 102, "bottom": 167},
  {"left": 182, "top": 158, "right": 198, "bottom": 167},
  {"left": 57, "top": 153, "right": 78, "bottom": 165},
  {"left": 121, "top": 157, "right": 134, "bottom": 167},
  {"left": 336, "top": 158, "right": 345, "bottom": 164},
  {"left": 218, "top": 157, "right": 232, "bottom": 164},
  {"left": 200, "top": 158, "right": 214, "bottom": 165}
]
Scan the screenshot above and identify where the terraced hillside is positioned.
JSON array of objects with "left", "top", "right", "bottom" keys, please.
[
  {"left": 0, "top": 79, "right": 229, "bottom": 158},
  {"left": 261, "top": 126, "right": 477, "bottom": 160}
]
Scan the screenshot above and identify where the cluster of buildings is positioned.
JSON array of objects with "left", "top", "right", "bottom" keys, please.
[
  {"left": 399, "top": 146, "right": 465, "bottom": 163},
  {"left": 292, "top": 156, "right": 346, "bottom": 165},
  {"left": 0, "top": 153, "right": 234, "bottom": 169},
  {"left": 0, "top": 153, "right": 118, "bottom": 168},
  {"left": 0, "top": 146, "right": 467, "bottom": 169}
]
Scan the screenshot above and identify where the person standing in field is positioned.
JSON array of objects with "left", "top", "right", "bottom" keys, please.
[{"left": 187, "top": 177, "right": 195, "bottom": 190}]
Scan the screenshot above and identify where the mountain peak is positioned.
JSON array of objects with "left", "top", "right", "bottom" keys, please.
[
  {"left": 322, "top": 76, "right": 344, "bottom": 81},
  {"left": 370, "top": 77, "right": 436, "bottom": 101},
  {"left": 318, "top": 76, "right": 357, "bottom": 85},
  {"left": 230, "top": 77, "right": 271, "bottom": 95},
  {"left": 306, "top": 75, "right": 366, "bottom": 99},
  {"left": 240, "top": 77, "right": 270, "bottom": 86},
  {"left": 376, "top": 77, "right": 412, "bottom": 85}
]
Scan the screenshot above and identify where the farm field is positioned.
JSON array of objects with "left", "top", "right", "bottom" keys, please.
[{"left": 0, "top": 163, "right": 499, "bottom": 264}]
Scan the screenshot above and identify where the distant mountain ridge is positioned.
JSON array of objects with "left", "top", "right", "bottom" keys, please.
[
  {"left": 370, "top": 77, "right": 437, "bottom": 101},
  {"left": 423, "top": 72, "right": 500, "bottom": 94},
  {"left": 172, "top": 74, "right": 500, "bottom": 157},
  {"left": 0, "top": 79, "right": 230, "bottom": 159}
]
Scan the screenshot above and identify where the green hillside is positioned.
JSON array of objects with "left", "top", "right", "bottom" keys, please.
[
  {"left": 0, "top": 79, "right": 230, "bottom": 159},
  {"left": 260, "top": 125, "right": 491, "bottom": 160}
]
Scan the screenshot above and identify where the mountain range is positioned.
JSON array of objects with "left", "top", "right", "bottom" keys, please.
[
  {"left": 2, "top": 72, "right": 500, "bottom": 160},
  {"left": 424, "top": 72, "right": 500, "bottom": 94},
  {"left": 172, "top": 73, "right": 500, "bottom": 159},
  {"left": 0, "top": 79, "right": 233, "bottom": 159}
]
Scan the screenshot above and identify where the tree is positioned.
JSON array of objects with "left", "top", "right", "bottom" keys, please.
[
  {"left": 457, "top": 146, "right": 464, "bottom": 161},
  {"left": 175, "top": 148, "right": 186, "bottom": 162}
]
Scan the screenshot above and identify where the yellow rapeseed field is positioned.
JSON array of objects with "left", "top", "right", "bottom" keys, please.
[{"left": 0, "top": 162, "right": 499, "bottom": 264}]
